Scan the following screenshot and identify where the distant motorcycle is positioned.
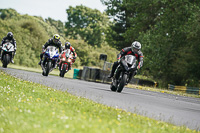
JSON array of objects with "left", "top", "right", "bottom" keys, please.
[
  {"left": 41, "top": 46, "right": 59, "bottom": 76},
  {"left": 110, "top": 55, "right": 137, "bottom": 93},
  {"left": 0, "top": 42, "right": 15, "bottom": 68},
  {"left": 59, "top": 49, "right": 74, "bottom": 77}
]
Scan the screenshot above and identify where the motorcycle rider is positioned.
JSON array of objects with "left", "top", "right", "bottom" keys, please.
[
  {"left": 108, "top": 41, "right": 144, "bottom": 84},
  {"left": 38, "top": 34, "right": 62, "bottom": 68},
  {"left": 60, "top": 42, "right": 77, "bottom": 69},
  {"left": 0, "top": 32, "right": 17, "bottom": 63}
]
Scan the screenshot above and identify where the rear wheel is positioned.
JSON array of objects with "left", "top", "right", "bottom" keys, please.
[
  {"left": 117, "top": 73, "right": 127, "bottom": 93},
  {"left": 110, "top": 79, "right": 117, "bottom": 91}
]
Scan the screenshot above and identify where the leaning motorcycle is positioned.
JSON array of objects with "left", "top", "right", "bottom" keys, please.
[
  {"left": 110, "top": 55, "right": 137, "bottom": 93},
  {"left": 59, "top": 49, "right": 74, "bottom": 77},
  {"left": 0, "top": 42, "right": 15, "bottom": 68},
  {"left": 41, "top": 46, "right": 59, "bottom": 76}
]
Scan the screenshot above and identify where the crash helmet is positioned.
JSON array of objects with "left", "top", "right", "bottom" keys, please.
[
  {"left": 131, "top": 41, "right": 141, "bottom": 52},
  {"left": 53, "top": 34, "right": 60, "bottom": 44},
  {"left": 65, "top": 42, "right": 71, "bottom": 49},
  {"left": 7, "top": 32, "right": 13, "bottom": 40}
]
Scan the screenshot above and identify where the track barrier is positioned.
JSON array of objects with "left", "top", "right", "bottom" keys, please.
[
  {"left": 74, "top": 67, "right": 156, "bottom": 87},
  {"left": 73, "top": 68, "right": 199, "bottom": 95},
  {"left": 168, "top": 84, "right": 200, "bottom": 95}
]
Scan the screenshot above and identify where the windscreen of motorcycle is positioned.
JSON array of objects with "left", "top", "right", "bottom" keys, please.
[
  {"left": 65, "top": 49, "right": 71, "bottom": 58},
  {"left": 47, "top": 46, "right": 58, "bottom": 58},
  {"left": 125, "top": 55, "right": 136, "bottom": 66}
]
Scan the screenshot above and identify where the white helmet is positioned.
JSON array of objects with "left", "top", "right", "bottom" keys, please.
[{"left": 131, "top": 41, "right": 141, "bottom": 51}]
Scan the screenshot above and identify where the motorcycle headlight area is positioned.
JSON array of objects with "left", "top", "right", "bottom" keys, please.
[
  {"left": 50, "top": 54, "right": 54, "bottom": 58},
  {"left": 61, "top": 58, "right": 66, "bottom": 61},
  {"left": 67, "top": 59, "right": 71, "bottom": 62}
]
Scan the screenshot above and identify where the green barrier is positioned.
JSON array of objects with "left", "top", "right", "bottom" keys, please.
[
  {"left": 73, "top": 69, "right": 80, "bottom": 79},
  {"left": 168, "top": 84, "right": 200, "bottom": 95}
]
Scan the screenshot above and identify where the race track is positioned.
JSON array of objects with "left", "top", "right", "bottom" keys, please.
[{"left": 1, "top": 67, "right": 200, "bottom": 130}]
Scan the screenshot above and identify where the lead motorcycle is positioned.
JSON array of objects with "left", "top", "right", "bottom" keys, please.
[
  {"left": 110, "top": 55, "right": 137, "bottom": 93},
  {"left": 41, "top": 46, "right": 59, "bottom": 76},
  {"left": 58, "top": 49, "right": 74, "bottom": 77},
  {"left": 0, "top": 42, "right": 15, "bottom": 68}
]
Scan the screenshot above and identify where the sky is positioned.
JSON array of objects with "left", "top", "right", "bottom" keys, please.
[{"left": 0, "top": 0, "right": 107, "bottom": 22}]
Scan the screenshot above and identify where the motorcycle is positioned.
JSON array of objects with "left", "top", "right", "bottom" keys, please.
[
  {"left": 41, "top": 46, "right": 59, "bottom": 76},
  {"left": 59, "top": 49, "right": 74, "bottom": 77},
  {"left": 110, "top": 55, "right": 137, "bottom": 93},
  {"left": 0, "top": 42, "right": 15, "bottom": 68}
]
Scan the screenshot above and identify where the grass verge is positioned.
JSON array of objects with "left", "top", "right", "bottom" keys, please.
[{"left": 0, "top": 71, "right": 198, "bottom": 133}]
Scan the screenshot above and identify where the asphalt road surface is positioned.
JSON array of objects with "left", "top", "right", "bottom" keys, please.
[{"left": 1, "top": 67, "right": 200, "bottom": 130}]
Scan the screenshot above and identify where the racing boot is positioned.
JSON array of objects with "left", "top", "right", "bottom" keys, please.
[
  {"left": 68, "top": 65, "right": 72, "bottom": 70},
  {"left": 107, "top": 73, "right": 114, "bottom": 78},
  {"left": 11, "top": 53, "right": 15, "bottom": 63},
  {"left": 38, "top": 61, "right": 41, "bottom": 65},
  {"left": 11, "top": 58, "right": 14, "bottom": 64},
  {"left": 38, "top": 59, "right": 42, "bottom": 65}
]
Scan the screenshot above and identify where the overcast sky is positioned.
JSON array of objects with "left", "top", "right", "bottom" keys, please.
[{"left": 0, "top": 0, "right": 107, "bottom": 22}]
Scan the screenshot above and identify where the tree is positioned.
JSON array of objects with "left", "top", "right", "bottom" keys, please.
[
  {"left": 65, "top": 5, "right": 110, "bottom": 47},
  {"left": 101, "top": 0, "right": 162, "bottom": 49},
  {"left": 139, "top": 1, "right": 200, "bottom": 87},
  {"left": 45, "top": 18, "right": 64, "bottom": 34}
]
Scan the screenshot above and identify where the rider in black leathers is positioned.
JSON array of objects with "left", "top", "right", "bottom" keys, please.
[
  {"left": 108, "top": 41, "right": 144, "bottom": 83},
  {"left": 0, "top": 32, "right": 17, "bottom": 63},
  {"left": 38, "top": 34, "right": 62, "bottom": 68}
]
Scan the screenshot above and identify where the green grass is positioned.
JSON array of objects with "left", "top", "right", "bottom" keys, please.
[{"left": 0, "top": 71, "right": 198, "bottom": 133}]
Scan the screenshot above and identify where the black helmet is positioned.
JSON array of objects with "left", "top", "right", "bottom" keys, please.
[
  {"left": 7, "top": 32, "right": 13, "bottom": 40},
  {"left": 53, "top": 34, "right": 60, "bottom": 44},
  {"left": 65, "top": 42, "right": 71, "bottom": 49}
]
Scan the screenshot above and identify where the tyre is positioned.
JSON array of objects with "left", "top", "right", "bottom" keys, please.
[
  {"left": 110, "top": 82, "right": 117, "bottom": 91},
  {"left": 44, "top": 62, "right": 51, "bottom": 76},
  {"left": 117, "top": 73, "right": 127, "bottom": 93},
  {"left": 60, "top": 64, "right": 67, "bottom": 77},
  {"left": 2, "top": 54, "right": 10, "bottom": 68}
]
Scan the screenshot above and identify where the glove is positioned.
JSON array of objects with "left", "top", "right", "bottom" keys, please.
[
  {"left": 73, "top": 57, "right": 77, "bottom": 59},
  {"left": 42, "top": 48, "right": 45, "bottom": 53}
]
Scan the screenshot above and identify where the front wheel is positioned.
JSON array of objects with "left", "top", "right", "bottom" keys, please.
[
  {"left": 60, "top": 64, "right": 67, "bottom": 77},
  {"left": 43, "top": 62, "right": 51, "bottom": 76},
  {"left": 117, "top": 73, "right": 127, "bottom": 93},
  {"left": 2, "top": 54, "right": 10, "bottom": 68}
]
